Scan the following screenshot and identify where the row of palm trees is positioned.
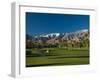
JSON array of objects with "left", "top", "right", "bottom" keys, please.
[{"left": 26, "top": 39, "right": 89, "bottom": 49}]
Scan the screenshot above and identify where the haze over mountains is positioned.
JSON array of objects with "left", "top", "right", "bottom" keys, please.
[{"left": 26, "top": 29, "right": 89, "bottom": 47}]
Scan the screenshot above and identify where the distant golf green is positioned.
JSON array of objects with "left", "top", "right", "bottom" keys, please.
[{"left": 26, "top": 48, "right": 89, "bottom": 67}]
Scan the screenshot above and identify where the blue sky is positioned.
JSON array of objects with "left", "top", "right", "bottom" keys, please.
[{"left": 26, "top": 12, "right": 89, "bottom": 35}]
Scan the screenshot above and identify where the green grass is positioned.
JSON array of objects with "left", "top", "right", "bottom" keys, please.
[{"left": 26, "top": 47, "right": 89, "bottom": 67}]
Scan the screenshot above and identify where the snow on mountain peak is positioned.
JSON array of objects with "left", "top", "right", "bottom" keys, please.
[
  {"left": 40, "top": 33, "right": 60, "bottom": 38},
  {"left": 33, "top": 29, "right": 89, "bottom": 39},
  {"left": 76, "top": 29, "right": 88, "bottom": 33}
]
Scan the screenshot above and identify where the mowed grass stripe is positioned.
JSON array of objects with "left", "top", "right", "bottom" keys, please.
[{"left": 26, "top": 57, "right": 89, "bottom": 67}]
